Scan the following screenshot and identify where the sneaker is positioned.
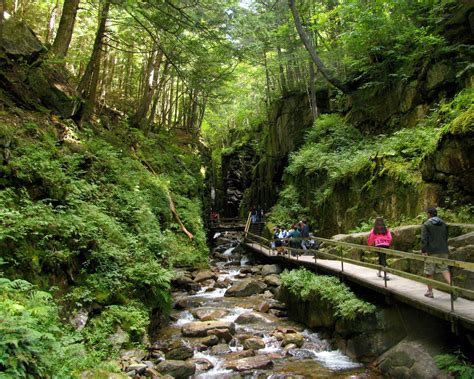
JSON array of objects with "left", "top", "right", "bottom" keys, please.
[{"left": 424, "top": 291, "right": 434, "bottom": 298}]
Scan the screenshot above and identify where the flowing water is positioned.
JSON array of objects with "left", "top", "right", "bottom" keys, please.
[{"left": 156, "top": 232, "right": 378, "bottom": 378}]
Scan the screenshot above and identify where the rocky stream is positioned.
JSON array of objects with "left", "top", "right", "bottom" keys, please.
[{"left": 120, "top": 232, "right": 378, "bottom": 378}]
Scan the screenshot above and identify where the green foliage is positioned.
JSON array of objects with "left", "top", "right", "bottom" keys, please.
[
  {"left": 267, "top": 185, "right": 308, "bottom": 227},
  {"left": 435, "top": 351, "right": 474, "bottom": 379},
  {"left": 438, "top": 89, "right": 474, "bottom": 136},
  {"left": 0, "top": 277, "right": 118, "bottom": 378},
  {"left": 0, "top": 118, "right": 209, "bottom": 375},
  {"left": 280, "top": 268, "right": 376, "bottom": 320}
]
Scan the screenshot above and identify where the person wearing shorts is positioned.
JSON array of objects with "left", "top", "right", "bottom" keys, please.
[{"left": 421, "top": 207, "right": 454, "bottom": 299}]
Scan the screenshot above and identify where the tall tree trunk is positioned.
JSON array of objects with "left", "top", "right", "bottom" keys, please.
[
  {"left": 276, "top": 46, "right": 288, "bottom": 96},
  {"left": 308, "top": 60, "right": 318, "bottom": 121},
  {"left": 45, "top": 0, "right": 60, "bottom": 44},
  {"left": 52, "top": 0, "right": 80, "bottom": 58},
  {"left": 288, "top": 0, "right": 348, "bottom": 93},
  {"left": 0, "top": 0, "right": 6, "bottom": 39},
  {"left": 131, "top": 48, "right": 163, "bottom": 129},
  {"left": 78, "top": 0, "right": 111, "bottom": 123}
]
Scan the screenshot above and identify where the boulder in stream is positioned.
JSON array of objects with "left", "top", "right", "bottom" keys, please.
[
  {"left": 243, "top": 337, "right": 266, "bottom": 350},
  {"left": 193, "top": 270, "right": 218, "bottom": 283},
  {"left": 264, "top": 274, "right": 282, "bottom": 287},
  {"left": 156, "top": 360, "right": 196, "bottom": 378},
  {"left": 261, "top": 264, "right": 283, "bottom": 276},
  {"left": 225, "top": 278, "right": 267, "bottom": 297},
  {"left": 224, "top": 355, "right": 274, "bottom": 371},
  {"left": 181, "top": 321, "right": 235, "bottom": 337},
  {"left": 164, "top": 340, "right": 194, "bottom": 360},
  {"left": 192, "top": 308, "right": 228, "bottom": 321},
  {"left": 235, "top": 311, "right": 276, "bottom": 324}
]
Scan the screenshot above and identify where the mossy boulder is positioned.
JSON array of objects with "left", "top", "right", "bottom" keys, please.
[{"left": 0, "top": 18, "right": 44, "bottom": 59}]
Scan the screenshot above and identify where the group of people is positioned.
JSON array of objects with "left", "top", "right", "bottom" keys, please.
[
  {"left": 271, "top": 220, "right": 319, "bottom": 255},
  {"left": 367, "top": 207, "right": 454, "bottom": 299},
  {"left": 250, "top": 206, "right": 265, "bottom": 223}
]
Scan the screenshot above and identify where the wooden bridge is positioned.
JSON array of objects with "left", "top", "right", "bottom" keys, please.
[{"left": 242, "top": 226, "right": 474, "bottom": 332}]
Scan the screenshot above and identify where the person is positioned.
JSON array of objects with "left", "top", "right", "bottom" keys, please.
[
  {"left": 288, "top": 224, "right": 301, "bottom": 256},
  {"left": 299, "top": 220, "right": 310, "bottom": 251},
  {"left": 250, "top": 206, "right": 257, "bottom": 223},
  {"left": 367, "top": 217, "right": 392, "bottom": 279},
  {"left": 256, "top": 205, "right": 263, "bottom": 222},
  {"left": 421, "top": 207, "right": 454, "bottom": 299},
  {"left": 278, "top": 226, "right": 288, "bottom": 254},
  {"left": 210, "top": 210, "right": 219, "bottom": 226}
]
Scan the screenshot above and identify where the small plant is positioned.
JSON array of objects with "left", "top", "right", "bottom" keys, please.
[{"left": 435, "top": 351, "right": 474, "bottom": 379}]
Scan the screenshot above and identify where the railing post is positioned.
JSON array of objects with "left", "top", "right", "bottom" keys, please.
[
  {"left": 340, "top": 246, "right": 344, "bottom": 272},
  {"left": 449, "top": 265, "right": 454, "bottom": 312}
]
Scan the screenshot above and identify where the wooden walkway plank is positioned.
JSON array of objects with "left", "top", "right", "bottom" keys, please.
[{"left": 244, "top": 242, "right": 474, "bottom": 330}]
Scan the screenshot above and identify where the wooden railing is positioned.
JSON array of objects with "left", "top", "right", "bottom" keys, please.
[{"left": 244, "top": 232, "right": 474, "bottom": 312}]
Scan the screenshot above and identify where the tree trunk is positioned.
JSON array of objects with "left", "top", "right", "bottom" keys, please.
[
  {"left": 52, "top": 0, "right": 80, "bottom": 58},
  {"left": 0, "top": 0, "right": 6, "bottom": 39},
  {"left": 78, "top": 0, "right": 111, "bottom": 123},
  {"left": 308, "top": 60, "right": 318, "bottom": 121},
  {"left": 288, "top": 0, "right": 348, "bottom": 93},
  {"left": 45, "top": 0, "right": 60, "bottom": 44},
  {"left": 276, "top": 46, "right": 288, "bottom": 96}
]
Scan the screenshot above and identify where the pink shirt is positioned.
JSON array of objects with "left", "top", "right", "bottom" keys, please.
[{"left": 368, "top": 229, "right": 392, "bottom": 247}]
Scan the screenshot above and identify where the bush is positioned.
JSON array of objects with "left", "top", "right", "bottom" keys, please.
[{"left": 280, "top": 268, "right": 376, "bottom": 320}]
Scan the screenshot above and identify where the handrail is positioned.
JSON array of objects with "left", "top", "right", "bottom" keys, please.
[
  {"left": 244, "top": 232, "right": 474, "bottom": 308},
  {"left": 244, "top": 211, "right": 252, "bottom": 236}
]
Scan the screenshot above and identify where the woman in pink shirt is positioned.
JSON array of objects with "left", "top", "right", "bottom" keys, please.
[{"left": 368, "top": 217, "right": 393, "bottom": 279}]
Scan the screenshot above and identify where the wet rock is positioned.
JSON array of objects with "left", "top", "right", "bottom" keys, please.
[
  {"left": 156, "top": 360, "right": 196, "bottom": 378},
  {"left": 144, "top": 367, "right": 161, "bottom": 378},
  {"left": 224, "top": 355, "right": 274, "bottom": 371},
  {"left": 189, "top": 357, "right": 214, "bottom": 371},
  {"left": 71, "top": 309, "right": 89, "bottom": 331},
  {"left": 214, "top": 280, "right": 229, "bottom": 288},
  {"left": 269, "top": 301, "right": 287, "bottom": 311},
  {"left": 269, "top": 309, "right": 288, "bottom": 317},
  {"left": 211, "top": 343, "right": 232, "bottom": 355},
  {"left": 225, "top": 349, "right": 255, "bottom": 360},
  {"left": 235, "top": 312, "right": 276, "bottom": 324},
  {"left": 254, "top": 301, "right": 270, "bottom": 313},
  {"left": 192, "top": 308, "right": 228, "bottom": 321},
  {"left": 207, "top": 328, "right": 233, "bottom": 343},
  {"left": 165, "top": 340, "right": 194, "bottom": 360},
  {"left": 236, "top": 273, "right": 248, "bottom": 279},
  {"left": 375, "top": 340, "right": 447, "bottom": 379},
  {"left": 126, "top": 364, "right": 147, "bottom": 374},
  {"left": 224, "top": 278, "right": 267, "bottom": 297},
  {"left": 243, "top": 337, "right": 265, "bottom": 350},
  {"left": 261, "top": 264, "right": 282, "bottom": 276},
  {"left": 172, "top": 272, "right": 201, "bottom": 292},
  {"left": 264, "top": 274, "right": 282, "bottom": 287},
  {"left": 240, "top": 267, "right": 253, "bottom": 274},
  {"left": 274, "top": 332, "right": 304, "bottom": 348},
  {"left": 174, "top": 298, "right": 201, "bottom": 309},
  {"left": 262, "top": 290, "right": 274, "bottom": 299},
  {"left": 193, "top": 270, "right": 218, "bottom": 283},
  {"left": 193, "top": 335, "right": 219, "bottom": 347},
  {"left": 182, "top": 321, "right": 235, "bottom": 337}
]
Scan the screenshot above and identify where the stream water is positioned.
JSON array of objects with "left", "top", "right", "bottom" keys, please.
[{"left": 155, "top": 232, "right": 378, "bottom": 378}]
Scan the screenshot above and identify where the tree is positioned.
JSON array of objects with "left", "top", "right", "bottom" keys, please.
[
  {"left": 77, "top": 0, "right": 111, "bottom": 123},
  {"left": 51, "top": 0, "right": 80, "bottom": 57},
  {"left": 288, "top": 0, "right": 348, "bottom": 93}
]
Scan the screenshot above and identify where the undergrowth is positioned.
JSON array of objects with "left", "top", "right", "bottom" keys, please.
[
  {"left": 435, "top": 351, "right": 474, "bottom": 379},
  {"left": 0, "top": 117, "right": 208, "bottom": 375},
  {"left": 280, "top": 268, "right": 376, "bottom": 320}
]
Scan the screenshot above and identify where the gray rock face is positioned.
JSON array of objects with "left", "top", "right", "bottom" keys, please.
[
  {"left": 375, "top": 341, "right": 448, "bottom": 379},
  {"left": 261, "top": 264, "right": 283, "bottom": 276},
  {"left": 225, "top": 278, "right": 267, "bottom": 297},
  {"left": 0, "top": 19, "right": 43, "bottom": 58},
  {"left": 156, "top": 360, "right": 196, "bottom": 379}
]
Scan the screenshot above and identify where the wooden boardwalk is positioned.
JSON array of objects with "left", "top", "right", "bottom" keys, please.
[{"left": 244, "top": 241, "right": 474, "bottom": 331}]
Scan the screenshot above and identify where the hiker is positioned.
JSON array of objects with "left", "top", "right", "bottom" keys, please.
[
  {"left": 367, "top": 217, "right": 392, "bottom": 279},
  {"left": 421, "top": 207, "right": 455, "bottom": 299},
  {"left": 251, "top": 206, "right": 257, "bottom": 223},
  {"left": 256, "top": 205, "right": 264, "bottom": 222},
  {"left": 210, "top": 210, "right": 219, "bottom": 226},
  {"left": 288, "top": 224, "right": 301, "bottom": 256},
  {"left": 299, "top": 220, "right": 310, "bottom": 250},
  {"left": 278, "top": 226, "right": 288, "bottom": 254}
]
